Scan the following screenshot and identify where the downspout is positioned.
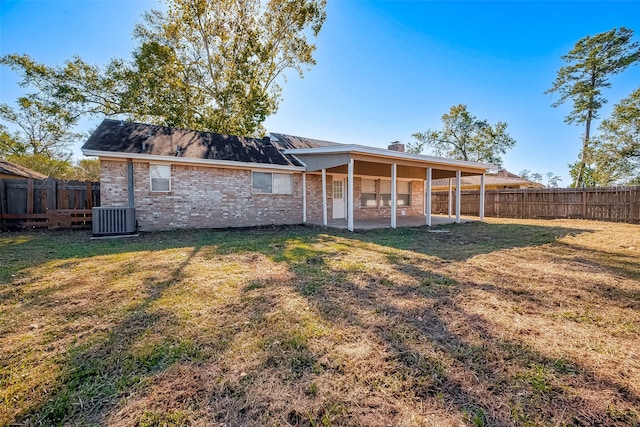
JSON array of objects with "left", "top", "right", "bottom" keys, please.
[{"left": 127, "top": 159, "right": 134, "bottom": 208}]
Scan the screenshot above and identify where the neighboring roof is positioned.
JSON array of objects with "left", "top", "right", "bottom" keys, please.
[
  {"left": 0, "top": 159, "right": 48, "bottom": 179},
  {"left": 432, "top": 170, "right": 544, "bottom": 188},
  {"left": 82, "top": 119, "right": 303, "bottom": 168}
]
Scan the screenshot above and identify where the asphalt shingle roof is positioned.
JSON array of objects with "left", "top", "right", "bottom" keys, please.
[{"left": 82, "top": 120, "right": 303, "bottom": 167}]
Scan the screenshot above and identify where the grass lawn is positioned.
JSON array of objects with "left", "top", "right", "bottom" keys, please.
[{"left": 1, "top": 218, "right": 639, "bottom": 426}]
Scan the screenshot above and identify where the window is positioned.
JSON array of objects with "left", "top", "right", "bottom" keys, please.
[
  {"left": 252, "top": 172, "right": 292, "bottom": 194},
  {"left": 397, "top": 181, "right": 411, "bottom": 206},
  {"left": 150, "top": 164, "right": 171, "bottom": 192},
  {"left": 361, "top": 179, "right": 377, "bottom": 207},
  {"left": 333, "top": 180, "right": 343, "bottom": 199},
  {"left": 361, "top": 179, "right": 411, "bottom": 207},
  {"left": 380, "top": 180, "right": 391, "bottom": 207}
]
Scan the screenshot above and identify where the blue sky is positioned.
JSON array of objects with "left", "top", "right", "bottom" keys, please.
[{"left": 2, "top": 1, "right": 640, "bottom": 185}]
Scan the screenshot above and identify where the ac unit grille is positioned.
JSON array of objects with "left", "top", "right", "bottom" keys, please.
[{"left": 92, "top": 207, "right": 136, "bottom": 236}]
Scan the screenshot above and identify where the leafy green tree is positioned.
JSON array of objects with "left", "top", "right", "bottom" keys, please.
[
  {"left": 0, "top": 123, "right": 24, "bottom": 157},
  {"left": 568, "top": 160, "right": 597, "bottom": 187},
  {"left": 1, "top": 0, "right": 326, "bottom": 137},
  {"left": 519, "top": 169, "right": 531, "bottom": 180},
  {"left": 7, "top": 153, "right": 73, "bottom": 179},
  {"left": 408, "top": 104, "right": 516, "bottom": 166},
  {"left": 67, "top": 158, "right": 101, "bottom": 181},
  {"left": 546, "top": 27, "right": 640, "bottom": 187},
  {"left": 0, "top": 54, "right": 127, "bottom": 119},
  {"left": 0, "top": 94, "right": 81, "bottom": 158},
  {"left": 591, "top": 87, "right": 640, "bottom": 185},
  {"left": 546, "top": 172, "right": 562, "bottom": 187},
  {"left": 129, "top": 0, "right": 326, "bottom": 135},
  {"left": 530, "top": 172, "right": 543, "bottom": 183}
]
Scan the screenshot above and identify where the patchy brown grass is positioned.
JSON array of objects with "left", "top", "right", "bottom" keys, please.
[{"left": 1, "top": 218, "right": 639, "bottom": 426}]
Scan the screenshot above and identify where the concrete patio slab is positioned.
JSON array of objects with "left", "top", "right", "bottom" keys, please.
[{"left": 307, "top": 215, "right": 478, "bottom": 230}]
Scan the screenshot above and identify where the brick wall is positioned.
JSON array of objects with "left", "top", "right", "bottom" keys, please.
[
  {"left": 100, "top": 160, "right": 430, "bottom": 230},
  {"left": 100, "top": 159, "right": 303, "bottom": 231},
  {"left": 100, "top": 160, "right": 128, "bottom": 206}
]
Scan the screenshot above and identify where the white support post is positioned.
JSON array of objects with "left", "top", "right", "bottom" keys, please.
[
  {"left": 302, "top": 172, "right": 307, "bottom": 223},
  {"left": 391, "top": 163, "right": 397, "bottom": 228},
  {"left": 456, "top": 170, "right": 461, "bottom": 224},
  {"left": 322, "top": 169, "right": 327, "bottom": 226},
  {"left": 426, "top": 168, "right": 432, "bottom": 226},
  {"left": 347, "top": 159, "right": 354, "bottom": 232},
  {"left": 448, "top": 177, "right": 453, "bottom": 218},
  {"left": 480, "top": 173, "right": 486, "bottom": 221}
]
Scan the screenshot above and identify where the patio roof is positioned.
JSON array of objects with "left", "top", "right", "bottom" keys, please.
[{"left": 281, "top": 144, "right": 495, "bottom": 178}]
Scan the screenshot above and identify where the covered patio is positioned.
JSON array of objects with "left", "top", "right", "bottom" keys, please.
[{"left": 284, "top": 143, "right": 494, "bottom": 231}]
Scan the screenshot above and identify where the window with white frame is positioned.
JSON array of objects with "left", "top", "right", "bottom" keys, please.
[
  {"left": 150, "top": 164, "right": 171, "bottom": 192},
  {"left": 252, "top": 172, "right": 292, "bottom": 194},
  {"left": 362, "top": 179, "right": 411, "bottom": 207}
]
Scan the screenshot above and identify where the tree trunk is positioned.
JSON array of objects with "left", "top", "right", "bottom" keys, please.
[
  {"left": 575, "top": 84, "right": 596, "bottom": 188},
  {"left": 575, "top": 113, "right": 592, "bottom": 188}
]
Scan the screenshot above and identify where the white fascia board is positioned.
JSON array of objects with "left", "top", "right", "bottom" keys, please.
[
  {"left": 282, "top": 145, "right": 497, "bottom": 170},
  {"left": 82, "top": 149, "right": 306, "bottom": 172}
]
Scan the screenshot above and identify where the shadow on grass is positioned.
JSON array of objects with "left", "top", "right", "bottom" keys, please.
[
  {"left": 286, "top": 247, "right": 640, "bottom": 426},
  {"left": 5, "top": 221, "right": 637, "bottom": 426},
  {"left": 15, "top": 246, "right": 203, "bottom": 425},
  {"left": 349, "top": 221, "right": 590, "bottom": 261},
  {"left": 0, "top": 221, "right": 589, "bottom": 283}
]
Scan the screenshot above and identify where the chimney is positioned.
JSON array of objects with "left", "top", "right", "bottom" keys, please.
[{"left": 388, "top": 141, "right": 405, "bottom": 152}]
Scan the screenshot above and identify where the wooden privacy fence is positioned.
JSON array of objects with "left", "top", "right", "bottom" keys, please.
[
  {"left": 0, "top": 178, "right": 100, "bottom": 229},
  {"left": 432, "top": 187, "right": 640, "bottom": 223}
]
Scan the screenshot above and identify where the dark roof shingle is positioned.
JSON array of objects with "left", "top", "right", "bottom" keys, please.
[
  {"left": 82, "top": 120, "right": 303, "bottom": 167},
  {"left": 270, "top": 133, "right": 342, "bottom": 150}
]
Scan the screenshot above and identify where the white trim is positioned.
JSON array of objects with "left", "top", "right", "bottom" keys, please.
[
  {"left": 348, "top": 159, "right": 354, "bottom": 232},
  {"left": 251, "top": 171, "right": 293, "bottom": 195},
  {"left": 302, "top": 173, "right": 307, "bottom": 223},
  {"left": 322, "top": 169, "right": 327, "bottom": 226},
  {"left": 149, "top": 163, "right": 171, "bottom": 192},
  {"left": 391, "top": 163, "right": 397, "bottom": 229},
  {"left": 456, "top": 171, "right": 461, "bottom": 224},
  {"left": 282, "top": 145, "right": 496, "bottom": 170},
  {"left": 426, "top": 168, "right": 432, "bottom": 227},
  {"left": 448, "top": 178, "right": 453, "bottom": 218},
  {"left": 480, "top": 173, "right": 486, "bottom": 221},
  {"left": 83, "top": 150, "right": 305, "bottom": 172}
]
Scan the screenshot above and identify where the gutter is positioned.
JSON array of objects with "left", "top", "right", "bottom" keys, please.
[{"left": 82, "top": 149, "right": 306, "bottom": 172}]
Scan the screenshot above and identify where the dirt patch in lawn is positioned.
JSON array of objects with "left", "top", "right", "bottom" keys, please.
[{"left": 1, "top": 218, "right": 639, "bottom": 426}]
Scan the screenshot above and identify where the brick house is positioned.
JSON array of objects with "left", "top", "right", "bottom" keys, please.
[{"left": 82, "top": 119, "right": 493, "bottom": 232}]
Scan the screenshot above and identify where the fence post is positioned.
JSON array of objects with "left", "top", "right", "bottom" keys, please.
[
  {"left": 47, "top": 178, "right": 57, "bottom": 211},
  {"left": 27, "top": 179, "right": 34, "bottom": 214},
  {"left": 582, "top": 190, "right": 587, "bottom": 219},
  {"left": 630, "top": 188, "right": 636, "bottom": 223},
  {"left": 0, "top": 180, "right": 5, "bottom": 229},
  {"left": 86, "top": 181, "right": 93, "bottom": 209}
]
